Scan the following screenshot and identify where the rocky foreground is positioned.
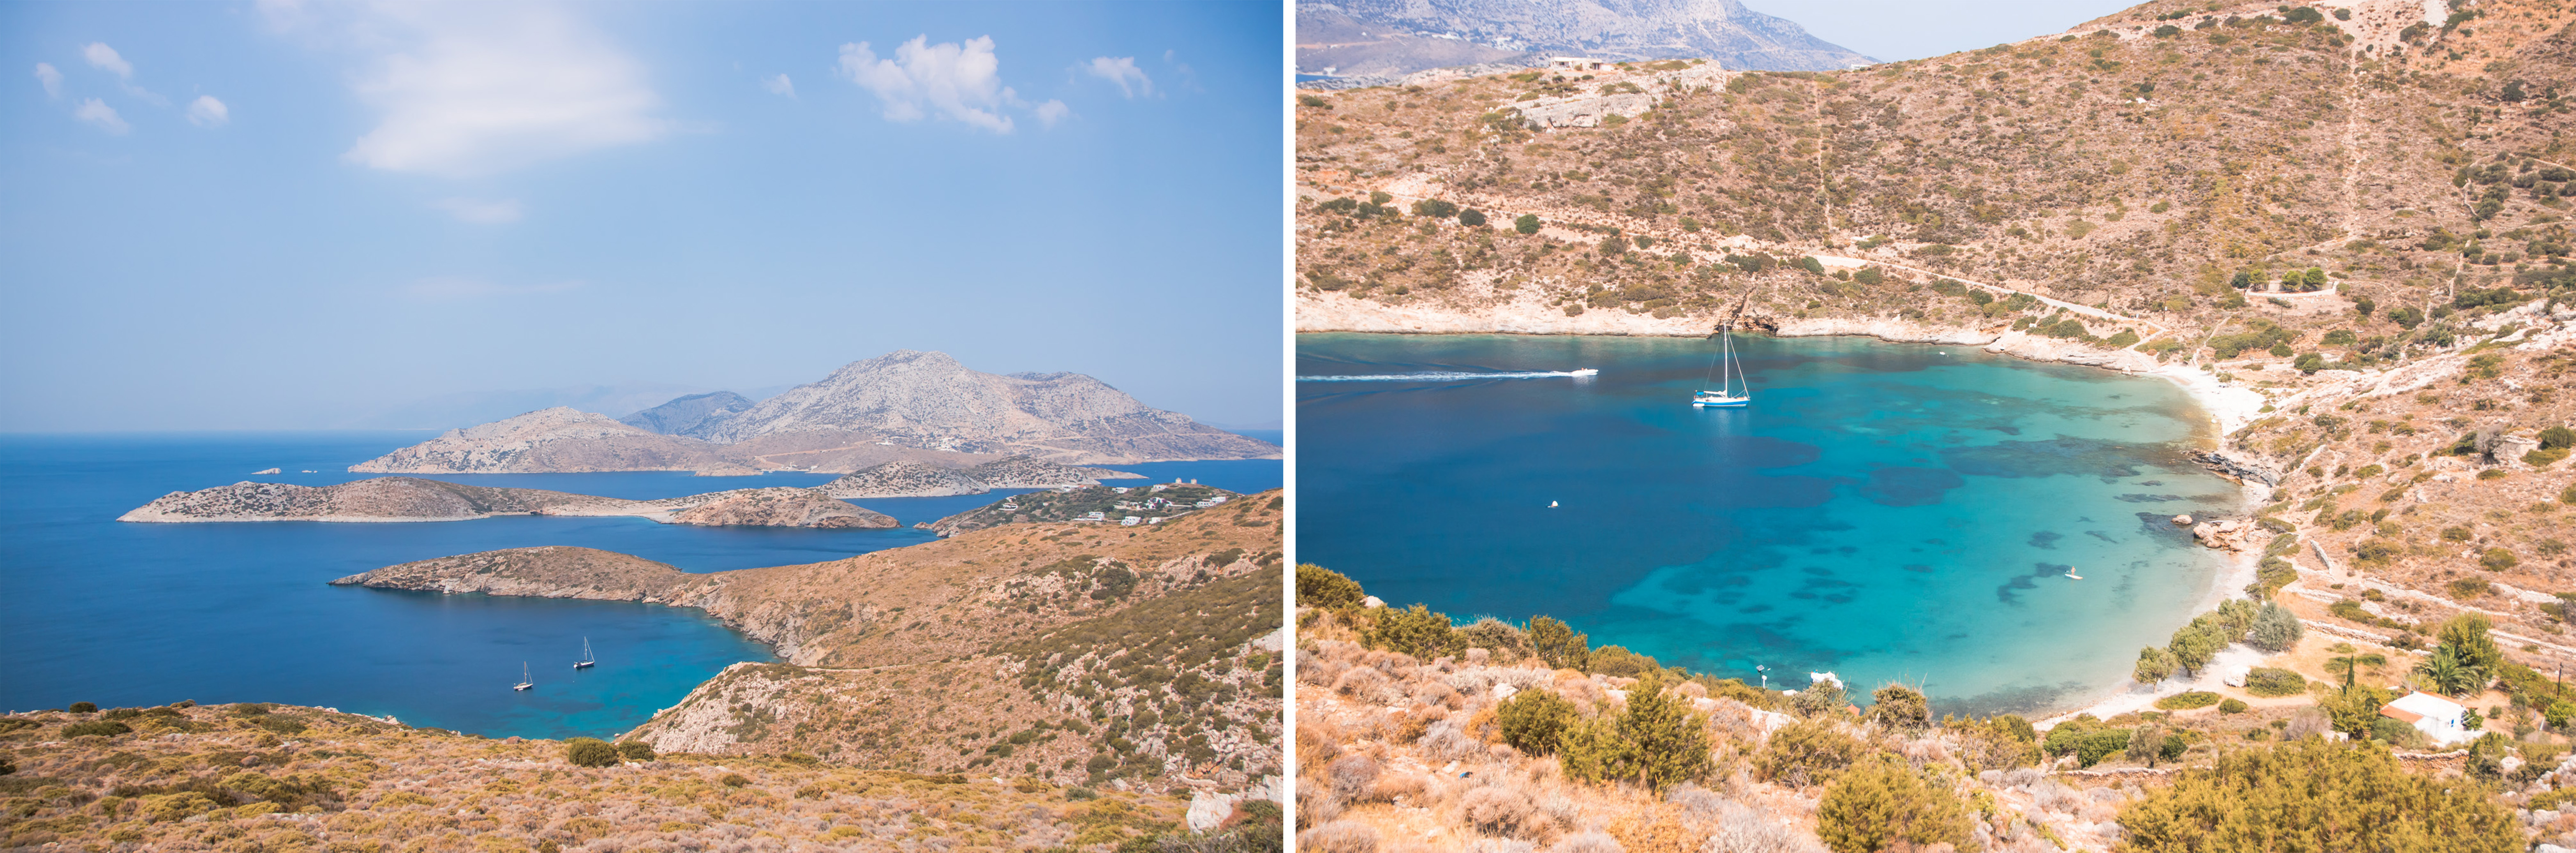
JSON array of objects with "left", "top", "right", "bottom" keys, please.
[
  {"left": 120, "top": 477, "right": 896, "bottom": 529},
  {"left": 0, "top": 701, "right": 1279, "bottom": 852}
]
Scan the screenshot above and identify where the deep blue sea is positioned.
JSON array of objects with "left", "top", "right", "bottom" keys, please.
[
  {"left": 0, "top": 432, "right": 1279, "bottom": 739},
  {"left": 1297, "top": 333, "right": 2241, "bottom": 715}
]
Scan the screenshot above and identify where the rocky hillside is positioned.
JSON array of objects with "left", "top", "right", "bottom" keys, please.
[
  {"left": 1294, "top": 0, "right": 2576, "bottom": 361},
  {"left": 926, "top": 483, "right": 1246, "bottom": 537},
  {"left": 324, "top": 490, "right": 1287, "bottom": 800},
  {"left": 122, "top": 478, "right": 896, "bottom": 529},
  {"left": 1296, "top": 0, "right": 1874, "bottom": 84},
  {"left": 0, "top": 701, "right": 1282, "bottom": 851},
  {"left": 818, "top": 456, "right": 1142, "bottom": 499},
  {"left": 347, "top": 407, "right": 756, "bottom": 475},
  {"left": 618, "top": 390, "right": 753, "bottom": 436}
]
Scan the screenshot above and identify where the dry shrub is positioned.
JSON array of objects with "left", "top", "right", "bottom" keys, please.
[
  {"left": 2284, "top": 707, "right": 2331, "bottom": 740},
  {"left": 1462, "top": 785, "right": 1555, "bottom": 840},
  {"left": 1372, "top": 771, "right": 1432, "bottom": 804},
  {"left": 1298, "top": 719, "right": 1345, "bottom": 769},
  {"left": 1469, "top": 840, "right": 1540, "bottom": 853},
  {"left": 1547, "top": 830, "right": 1626, "bottom": 853},
  {"left": 1422, "top": 719, "right": 1489, "bottom": 763},
  {"left": 1703, "top": 801, "right": 1825, "bottom": 853},
  {"left": 1413, "top": 680, "right": 1464, "bottom": 708},
  {"left": 1298, "top": 784, "right": 1344, "bottom": 828},
  {"left": 1301, "top": 820, "right": 1382, "bottom": 853},
  {"left": 1468, "top": 648, "right": 1494, "bottom": 666},
  {"left": 1609, "top": 811, "right": 1692, "bottom": 853},
  {"left": 1304, "top": 655, "right": 1350, "bottom": 687},
  {"left": 1330, "top": 754, "right": 1382, "bottom": 801},
  {"left": 1337, "top": 667, "right": 1402, "bottom": 704}
]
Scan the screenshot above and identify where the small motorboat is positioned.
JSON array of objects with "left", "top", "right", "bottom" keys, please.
[
  {"left": 1569, "top": 368, "right": 1599, "bottom": 377},
  {"left": 2064, "top": 572, "right": 2084, "bottom": 580},
  {"left": 1548, "top": 501, "right": 1559, "bottom": 508}
]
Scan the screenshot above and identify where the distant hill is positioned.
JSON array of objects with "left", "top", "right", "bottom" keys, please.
[
  {"left": 349, "top": 351, "right": 1279, "bottom": 473},
  {"left": 619, "top": 391, "right": 753, "bottom": 436},
  {"left": 1296, "top": 0, "right": 1874, "bottom": 84}
]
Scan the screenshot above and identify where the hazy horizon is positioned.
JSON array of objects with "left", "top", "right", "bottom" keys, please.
[{"left": 3, "top": 2, "right": 1284, "bottom": 432}]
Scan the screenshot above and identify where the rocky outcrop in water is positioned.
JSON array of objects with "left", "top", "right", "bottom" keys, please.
[
  {"left": 122, "top": 478, "right": 893, "bottom": 529},
  {"left": 118, "top": 477, "right": 619, "bottom": 522},
  {"left": 329, "top": 546, "right": 696, "bottom": 601}
]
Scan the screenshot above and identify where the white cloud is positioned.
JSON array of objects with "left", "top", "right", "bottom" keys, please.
[
  {"left": 73, "top": 98, "right": 129, "bottom": 134},
  {"left": 33, "top": 62, "right": 61, "bottom": 98},
  {"left": 1034, "top": 99, "right": 1069, "bottom": 127},
  {"left": 270, "top": 3, "right": 668, "bottom": 177},
  {"left": 430, "top": 197, "right": 523, "bottom": 224},
  {"left": 82, "top": 42, "right": 132, "bottom": 78},
  {"left": 761, "top": 73, "right": 794, "bottom": 97},
  {"left": 1083, "top": 56, "right": 1153, "bottom": 98},
  {"left": 836, "top": 35, "right": 1044, "bottom": 134},
  {"left": 187, "top": 95, "right": 231, "bottom": 127},
  {"left": 403, "top": 276, "right": 581, "bottom": 301}
]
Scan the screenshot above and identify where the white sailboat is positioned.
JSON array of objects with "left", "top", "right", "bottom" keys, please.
[
  {"left": 575, "top": 638, "right": 596, "bottom": 670},
  {"left": 1693, "top": 324, "right": 1752, "bottom": 408},
  {"left": 513, "top": 662, "right": 534, "bottom": 691}
]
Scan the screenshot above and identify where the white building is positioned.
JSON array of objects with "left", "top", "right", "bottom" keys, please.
[
  {"left": 2379, "top": 691, "right": 2477, "bottom": 745},
  {"left": 1549, "top": 56, "right": 1605, "bottom": 71}
]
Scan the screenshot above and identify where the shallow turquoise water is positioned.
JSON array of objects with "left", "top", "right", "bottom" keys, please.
[
  {"left": 0, "top": 432, "right": 1280, "bottom": 738},
  {"left": 1297, "top": 333, "right": 2240, "bottom": 715}
]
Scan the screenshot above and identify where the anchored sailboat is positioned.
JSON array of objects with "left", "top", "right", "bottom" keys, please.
[
  {"left": 575, "top": 638, "right": 596, "bottom": 670},
  {"left": 512, "top": 662, "right": 533, "bottom": 691},
  {"left": 1693, "top": 324, "right": 1751, "bottom": 408}
]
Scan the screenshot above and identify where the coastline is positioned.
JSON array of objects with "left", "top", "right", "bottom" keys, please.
[{"left": 1298, "top": 297, "right": 2271, "bottom": 723}]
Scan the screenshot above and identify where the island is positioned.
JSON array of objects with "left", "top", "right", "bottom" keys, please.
[{"left": 117, "top": 477, "right": 896, "bottom": 529}]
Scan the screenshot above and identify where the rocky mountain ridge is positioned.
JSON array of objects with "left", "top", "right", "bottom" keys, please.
[
  {"left": 121, "top": 476, "right": 896, "bottom": 529},
  {"left": 348, "top": 351, "right": 1278, "bottom": 473},
  {"left": 1297, "top": 0, "right": 1875, "bottom": 82}
]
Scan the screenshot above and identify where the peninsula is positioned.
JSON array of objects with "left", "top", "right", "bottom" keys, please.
[
  {"left": 118, "top": 476, "right": 897, "bottom": 529},
  {"left": 818, "top": 455, "right": 1143, "bottom": 498}
]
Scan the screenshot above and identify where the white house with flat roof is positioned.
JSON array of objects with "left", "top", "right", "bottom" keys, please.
[
  {"left": 2379, "top": 691, "right": 2476, "bottom": 745},
  {"left": 1549, "top": 56, "right": 1605, "bottom": 71}
]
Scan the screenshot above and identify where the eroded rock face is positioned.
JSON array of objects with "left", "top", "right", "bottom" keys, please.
[{"left": 620, "top": 391, "right": 753, "bottom": 437}]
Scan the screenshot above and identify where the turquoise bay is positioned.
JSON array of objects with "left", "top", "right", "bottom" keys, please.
[{"left": 1297, "top": 333, "right": 2240, "bottom": 715}]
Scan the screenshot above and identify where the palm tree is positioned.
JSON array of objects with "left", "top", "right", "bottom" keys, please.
[{"left": 2414, "top": 646, "right": 2488, "bottom": 697}]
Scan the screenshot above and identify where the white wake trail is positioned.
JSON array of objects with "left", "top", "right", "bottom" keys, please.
[{"left": 1298, "top": 370, "right": 1596, "bottom": 382}]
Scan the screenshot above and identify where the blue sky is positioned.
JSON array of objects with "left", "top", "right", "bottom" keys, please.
[
  {"left": 2, "top": 2, "right": 1285, "bottom": 431},
  {"left": 1751, "top": 0, "right": 2138, "bottom": 62}
]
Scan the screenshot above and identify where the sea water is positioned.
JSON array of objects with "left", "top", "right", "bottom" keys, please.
[
  {"left": 1297, "top": 333, "right": 2241, "bottom": 716},
  {"left": 0, "top": 432, "right": 1280, "bottom": 739}
]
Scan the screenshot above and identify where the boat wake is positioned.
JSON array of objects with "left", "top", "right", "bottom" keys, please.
[{"left": 1299, "top": 369, "right": 1596, "bottom": 382}]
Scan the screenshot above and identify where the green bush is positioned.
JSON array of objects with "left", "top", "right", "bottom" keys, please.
[
  {"left": 1514, "top": 213, "right": 1541, "bottom": 235},
  {"left": 60, "top": 720, "right": 130, "bottom": 738},
  {"left": 2480, "top": 548, "right": 2517, "bottom": 571},
  {"left": 2116, "top": 737, "right": 2521, "bottom": 851},
  {"left": 1558, "top": 673, "right": 1709, "bottom": 791},
  {"left": 66, "top": 702, "right": 97, "bottom": 713},
  {"left": 1409, "top": 199, "right": 1459, "bottom": 220},
  {"left": 1867, "top": 684, "right": 1929, "bottom": 730},
  {"left": 616, "top": 740, "right": 656, "bottom": 761},
  {"left": 1495, "top": 690, "right": 1576, "bottom": 756},
  {"left": 2156, "top": 691, "right": 2222, "bottom": 710},
  {"left": 1526, "top": 615, "right": 1590, "bottom": 671},
  {"left": 2244, "top": 668, "right": 2308, "bottom": 697},
  {"left": 565, "top": 737, "right": 621, "bottom": 767},
  {"left": 1816, "top": 754, "right": 1972, "bottom": 853},
  {"left": 1757, "top": 719, "right": 1861, "bottom": 786},
  {"left": 2219, "top": 698, "right": 2249, "bottom": 714},
  {"left": 1294, "top": 564, "right": 1363, "bottom": 609},
  {"left": 1361, "top": 604, "right": 1457, "bottom": 660},
  {"left": 1458, "top": 208, "right": 1487, "bottom": 227},
  {"left": 2247, "top": 601, "right": 2304, "bottom": 652}
]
